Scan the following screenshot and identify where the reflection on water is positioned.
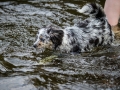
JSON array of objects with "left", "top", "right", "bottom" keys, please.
[{"left": 0, "top": 0, "right": 120, "bottom": 90}]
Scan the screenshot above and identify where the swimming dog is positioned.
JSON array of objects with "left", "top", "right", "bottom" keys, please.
[{"left": 33, "top": 3, "right": 114, "bottom": 53}]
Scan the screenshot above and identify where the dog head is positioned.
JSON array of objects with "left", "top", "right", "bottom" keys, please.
[{"left": 33, "top": 26, "right": 64, "bottom": 50}]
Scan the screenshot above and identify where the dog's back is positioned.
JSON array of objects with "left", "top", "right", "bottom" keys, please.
[
  {"left": 77, "top": 3, "right": 114, "bottom": 44},
  {"left": 60, "top": 3, "right": 114, "bottom": 52}
]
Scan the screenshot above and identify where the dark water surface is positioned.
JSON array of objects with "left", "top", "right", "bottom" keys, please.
[{"left": 0, "top": 0, "right": 120, "bottom": 90}]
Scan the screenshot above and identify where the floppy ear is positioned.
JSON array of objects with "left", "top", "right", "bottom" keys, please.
[{"left": 47, "top": 27, "right": 64, "bottom": 49}]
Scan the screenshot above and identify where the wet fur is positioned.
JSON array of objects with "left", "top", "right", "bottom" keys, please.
[{"left": 33, "top": 3, "right": 114, "bottom": 53}]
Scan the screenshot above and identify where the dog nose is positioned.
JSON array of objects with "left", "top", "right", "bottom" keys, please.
[{"left": 33, "top": 44, "right": 37, "bottom": 48}]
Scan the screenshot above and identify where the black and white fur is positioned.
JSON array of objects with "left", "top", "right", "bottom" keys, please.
[{"left": 33, "top": 3, "right": 114, "bottom": 53}]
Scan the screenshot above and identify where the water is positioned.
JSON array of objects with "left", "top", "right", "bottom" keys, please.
[{"left": 0, "top": 0, "right": 120, "bottom": 90}]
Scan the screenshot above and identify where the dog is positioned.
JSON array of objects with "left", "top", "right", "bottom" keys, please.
[{"left": 33, "top": 3, "right": 114, "bottom": 53}]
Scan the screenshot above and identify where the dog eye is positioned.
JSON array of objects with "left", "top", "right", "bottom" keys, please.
[{"left": 39, "top": 38, "right": 45, "bottom": 42}]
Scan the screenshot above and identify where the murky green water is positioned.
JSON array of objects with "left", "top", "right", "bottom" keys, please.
[{"left": 0, "top": 0, "right": 120, "bottom": 90}]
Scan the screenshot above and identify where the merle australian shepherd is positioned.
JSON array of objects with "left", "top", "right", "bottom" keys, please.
[{"left": 33, "top": 3, "right": 114, "bottom": 53}]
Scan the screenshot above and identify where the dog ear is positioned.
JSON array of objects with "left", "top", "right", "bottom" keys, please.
[{"left": 47, "top": 27, "right": 64, "bottom": 49}]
